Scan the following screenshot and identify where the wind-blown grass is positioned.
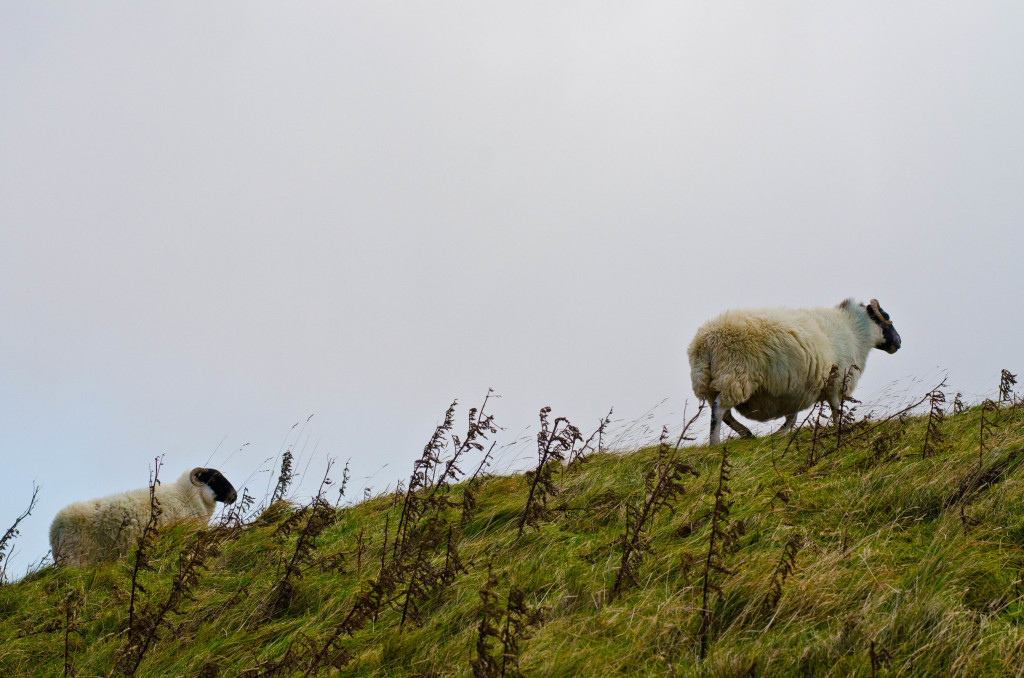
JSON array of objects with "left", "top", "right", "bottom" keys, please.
[{"left": 3, "top": 387, "right": 1024, "bottom": 676}]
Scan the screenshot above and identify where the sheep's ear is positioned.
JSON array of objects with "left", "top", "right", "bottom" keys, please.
[{"left": 190, "top": 468, "right": 206, "bottom": 486}]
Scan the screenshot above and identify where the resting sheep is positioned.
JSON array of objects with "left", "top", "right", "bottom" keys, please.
[
  {"left": 687, "top": 298, "right": 901, "bottom": 445},
  {"left": 49, "top": 467, "right": 237, "bottom": 566}
]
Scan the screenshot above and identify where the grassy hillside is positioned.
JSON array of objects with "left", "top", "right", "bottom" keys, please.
[{"left": 4, "top": 386, "right": 1024, "bottom": 677}]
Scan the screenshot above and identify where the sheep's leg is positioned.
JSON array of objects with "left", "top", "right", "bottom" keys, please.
[
  {"left": 776, "top": 413, "right": 797, "bottom": 435},
  {"left": 709, "top": 398, "right": 723, "bottom": 446},
  {"left": 828, "top": 396, "right": 842, "bottom": 427},
  {"left": 722, "top": 409, "right": 755, "bottom": 439}
]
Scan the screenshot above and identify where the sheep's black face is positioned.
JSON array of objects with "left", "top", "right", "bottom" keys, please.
[
  {"left": 866, "top": 300, "right": 901, "bottom": 354},
  {"left": 194, "top": 468, "right": 238, "bottom": 504}
]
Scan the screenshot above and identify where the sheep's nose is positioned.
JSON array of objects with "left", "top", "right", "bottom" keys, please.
[
  {"left": 225, "top": 489, "right": 238, "bottom": 505},
  {"left": 888, "top": 332, "right": 902, "bottom": 353}
]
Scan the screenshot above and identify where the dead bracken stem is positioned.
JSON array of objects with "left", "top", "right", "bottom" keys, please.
[
  {"left": 271, "top": 448, "right": 295, "bottom": 504},
  {"left": 0, "top": 482, "right": 40, "bottom": 585},
  {"left": 869, "top": 639, "right": 892, "bottom": 677},
  {"left": 517, "top": 407, "right": 581, "bottom": 536},
  {"left": 60, "top": 585, "right": 82, "bottom": 678},
  {"left": 566, "top": 408, "right": 613, "bottom": 472},
  {"left": 116, "top": 528, "right": 223, "bottom": 676},
  {"left": 290, "top": 393, "right": 498, "bottom": 676},
  {"left": 921, "top": 380, "right": 948, "bottom": 458},
  {"left": 259, "top": 461, "right": 338, "bottom": 624},
  {"left": 999, "top": 369, "right": 1017, "bottom": 406},
  {"left": 760, "top": 532, "right": 803, "bottom": 617},
  {"left": 979, "top": 399, "right": 998, "bottom": 469},
  {"left": 118, "top": 455, "right": 164, "bottom": 676},
  {"left": 471, "top": 556, "right": 544, "bottom": 678},
  {"left": 518, "top": 406, "right": 613, "bottom": 536},
  {"left": 610, "top": 401, "right": 704, "bottom": 601},
  {"left": 697, "top": 445, "right": 743, "bottom": 662},
  {"left": 785, "top": 378, "right": 940, "bottom": 463}
]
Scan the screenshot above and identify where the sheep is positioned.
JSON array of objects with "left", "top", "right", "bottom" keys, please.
[
  {"left": 49, "top": 467, "right": 237, "bottom": 566},
  {"left": 687, "top": 298, "right": 901, "bottom": 445}
]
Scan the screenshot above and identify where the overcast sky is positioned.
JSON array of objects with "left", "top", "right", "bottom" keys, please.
[{"left": 3, "top": 2, "right": 1023, "bottom": 578}]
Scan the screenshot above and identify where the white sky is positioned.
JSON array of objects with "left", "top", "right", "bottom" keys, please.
[{"left": 3, "top": 2, "right": 1023, "bottom": 578}]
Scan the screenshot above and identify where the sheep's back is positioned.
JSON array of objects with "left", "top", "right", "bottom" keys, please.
[
  {"left": 50, "top": 492, "right": 148, "bottom": 565},
  {"left": 688, "top": 308, "right": 836, "bottom": 408}
]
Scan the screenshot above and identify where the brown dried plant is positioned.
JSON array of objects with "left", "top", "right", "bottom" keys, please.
[
  {"left": 271, "top": 448, "right": 295, "bottom": 504},
  {"left": 0, "top": 482, "right": 39, "bottom": 585},
  {"left": 260, "top": 462, "right": 339, "bottom": 623},
  {"left": 697, "top": 445, "right": 744, "bottom": 662},
  {"left": 610, "top": 402, "right": 704, "bottom": 600},
  {"left": 760, "top": 533, "right": 803, "bottom": 617},
  {"left": 517, "top": 406, "right": 613, "bottom": 536},
  {"left": 59, "top": 584, "right": 83, "bottom": 678},
  {"left": 921, "top": 381, "right": 948, "bottom": 458},
  {"left": 517, "top": 407, "right": 582, "bottom": 536},
  {"left": 999, "top": 369, "right": 1017, "bottom": 406},
  {"left": 118, "top": 456, "right": 164, "bottom": 676},
  {"left": 869, "top": 640, "right": 892, "bottom": 677},
  {"left": 114, "top": 527, "right": 223, "bottom": 676},
  {"left": 471, "top": 557, "right": 545, "bottom": 678},
  {"left": 979, "top": 399, "right": 998, "bottom": 468},
  {"left": 288, "top": 394, "right": 497, "bottom": 676}
]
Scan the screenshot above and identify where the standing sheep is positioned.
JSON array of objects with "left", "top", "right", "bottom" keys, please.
[
  {"left": 49, "top": 467, "right": 237, "bottom": 567},
  {"left": 688, "top": 299, "right": 901, "bottom": 445}
]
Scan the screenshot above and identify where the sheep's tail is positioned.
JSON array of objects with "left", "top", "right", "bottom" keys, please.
[
  {"left": 688, "top": 348, "right": 715, "bottom": 400},
  {"left": 688, "top": 340, "right": 756, "bottom": 409}
]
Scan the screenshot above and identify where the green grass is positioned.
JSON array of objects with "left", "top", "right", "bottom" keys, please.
[{"left": 4, "top": 398, "right": 1024, "bottom": 677}]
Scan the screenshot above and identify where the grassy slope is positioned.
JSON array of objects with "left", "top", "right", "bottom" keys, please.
[{"left": 4, "top": 401, "right": 1024, "bottom": 677}]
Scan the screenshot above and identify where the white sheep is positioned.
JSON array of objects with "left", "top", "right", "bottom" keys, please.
[
  {"left": 49, "top": 467, "right": 237, "bottom": 566},
  {"left": 687, "top": 299, "right": 901, "bottom": 445}
]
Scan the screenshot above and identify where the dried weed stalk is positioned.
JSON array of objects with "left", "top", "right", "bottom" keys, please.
[
  {"left": 782, "top": 366, "right": 840, "bottom": 467},
  {"left": 260, "top": 463, "right": 338, "bottom": 623},
  {"left": 335, "top": 458, "right": 351, "bottom": 508},
  {"left": 869, "top": 640, "right": 892, "bottom": 677},
  {"left": 1000, "top": 369, "right": 1017, "bottom": 406},
  {"left": 857, "top": 424, "right": 906, "bottom": 470},
  {"left": 921, "top": 381, "right": 948, "bottom": 458},
  {"left": 271, "top": 448, "right": 295, "bottom": 504},
  {"left": 355, "top": 527, "right": 368, "bottom": 577},
  {"left": 122, "top": 457, "right": 164, "bottom": 665},
  {"left": 979, "top": 399, "right": 998, "bottom": 468},
  {"left": 59, "top": 585, "right": 83, "bottom": 678},
  {"left": 833, "top": 366, "right": 863, "bottom": 453},
  {"left": 219, "top": 488, "right": 256, "bottom": 530},
  {"left": 518, "top": 407, "right": 582, "bottom": 536},
  {"left": 945, "top": 444, "right": 1024, "bottom": 508},
  {"left": 610, "top": 403, "right": 704, "bottom": 600},
  {"left": 785, "top": 377, "right": 939, "bottom": 464},
  {"left": 115, "top": 526, "right": 223, "bottom": 676},
  {"left": 292, "top": 395, "right": 496, "bottom": 676},
  {"left": 697, "top": 446, "right": 744, "bottom": 662},
  {"left": 471, "top": 558, "right": 545, "bottom": 678},
  {"left": 760, "top": 533, "right": 802, "bottom": 617},
  {"left": 566, "top": 408, "right": 614, "bottom": 472},
  {"left": 461, "top": 442, "right": 496, "bottom": 526},
  {"left": 0, "top": 482, "right": 39, "bottom": 584}
]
